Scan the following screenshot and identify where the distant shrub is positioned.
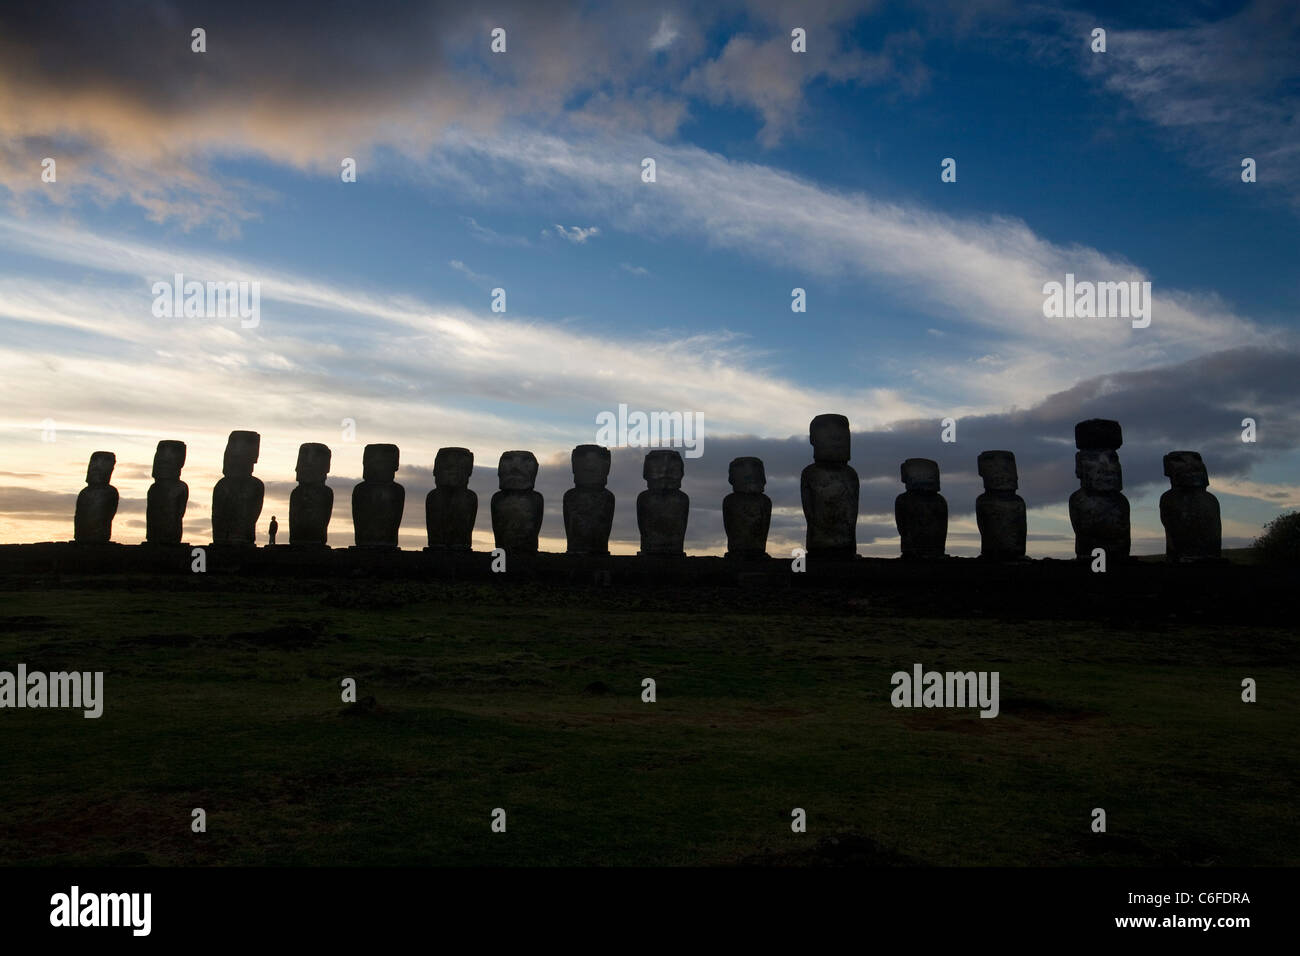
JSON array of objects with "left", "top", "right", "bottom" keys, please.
[{"left": 1253, "top": 511, "right": 1300, "bottom": 564}]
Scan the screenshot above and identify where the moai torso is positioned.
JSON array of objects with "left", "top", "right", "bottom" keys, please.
[
  {"left": 800, "top": 414, "right": 860, "bottom": 558},
  {"left": 352, "top": 443, "right": 404, "bottom": 548},
  {"left": 1069, "top": 420, "right": 1129, "bottom": 561},
  {"left": 895, "top": 458, "right": 947, "bottom": 559},
  {"left": 145, "top": 440, "right": 188, "bottom": 544},
  {"left": 212, "top": 430, "right": 264, "bottom": 546},
  {"left": 637, "top": 449, "right": 688, "bottom": 556},
  {"left": 491, "top": 450, "right": 543, "bottom": 553},
  {"left": 563, "top": 444, "right": 615, "bottom": 555},
  {"left": 74, "top": 451, "right": 118, "bottom": 543},
  {"left": 975, "top": 450, "right": 1025, "bottom": 560},
  {"left": 724, "top": 456, "right": 771, "bottom": 559},
  {"left": 425, "top": 447, "right": 477, "bottom": 550},
  {"left": 289, "top": 442, "right": 333, "bottom": 546},
  {"left": 1160, "top": 451, "right": 1221, "bottom": 561}
]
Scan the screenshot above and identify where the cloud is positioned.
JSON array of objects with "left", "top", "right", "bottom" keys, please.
[
  {"left": 550, "top": 224, "right": 601, "bottom": 243},
  {"left": 461, "top": 216, "right": 531, "bottom": 247},
  {"left": 620, "top": 263, "right": 651, "bottom": 276},
  {"left": 649, "top": 15, "right": 680, "bottom": 52},
  {"left": 448, "top": 259, "right": 492, "bottom": 286}
]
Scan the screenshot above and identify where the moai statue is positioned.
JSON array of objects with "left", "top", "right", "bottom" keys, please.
[
  {"left": 976, "top": 450, "right": 1026, "bottom": 560},
  {"left": 289, "top": 442, "right": 333, "bottom": 546},
  {"left": 637, "top": 449, "right": 689, "bottom": 557},
  {"left": 1160, "top": 451, "right": 1221, "bottom": 562},
  {"left": 74, "top": 451, "right": 118, "bottom": 543},
  {"left": 563, "top": 444, "right": 615, "bottom": 555},
  {"left": 724, "top": 456, "right": 771, "bottom": 559},
  {"left": 212, "top": 430, "right": 264, "bottom": 546},
  {"left": 1069, "top": 419, "right": 1130, "bottom": 562},
  {"left": 895, "top": 458, "right": 947, "bottom": 559},
  {"left": 491, "top": 450, "right": 543, "bottom": 553},
  {"left": 800, "top": 414, "right": 860, "bottom": 559},
  {"left": 352, "top": 443, "right": 404, "bottom": 548},
  {"left": 145, "top": 440, "right": 188, "bottom": 544},
  {"left": 425, "top": 447, "right": 477, "bottom": 551}
]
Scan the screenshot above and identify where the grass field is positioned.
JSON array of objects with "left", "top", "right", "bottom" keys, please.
[{"left": 1, "top": 573, "right": 1296, "bottom": 866}]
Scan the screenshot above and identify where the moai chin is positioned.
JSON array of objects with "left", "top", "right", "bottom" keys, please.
[
  {"left": 352, "top": 443, "right": 404, "bottom": 548},
  {"left": 426, "top": 447, "right": 477, "bottom": 551},
  {"left": 1069, "top": 419, "right": 1129, "bottom": 561},
  {"left": 563, "top": 444, "right": 615, "bottom": 555},
  {"left": 211, "top": 430, "right": 264, "bottom": 546},
  {"left": 976, "top": 450, "right": 1026, "bottom": 560},
  {"left": 638, "top": 449, "right": 689, "bottom": 557},
  {"left": 895, "top": 457, "right": 947, "bottom": 559},
  {"left": 145, "top": 440, "right": 188, "bottom": 545},
  {"left": 289, "top": 443, "right": 333, "bottom": 547},
  {"left": 74, "top": 451, "right": 118, "bottom": 544},
  {"left": 800, "top": 414, "right": 860, "bottom": 559},
  {"left": 724, "top": 456, "right": 771, "bottom": 559},
  {"left": 1160, "top": 451, "right": 1221, "bottom": 562},
  {"left": 491, "top": 450, "right": 543, "bottom": 553}
]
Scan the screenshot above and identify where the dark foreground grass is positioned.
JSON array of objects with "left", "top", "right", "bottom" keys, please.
[{"left": 1, "top": 575, "right": 1296, "bottom": 866}]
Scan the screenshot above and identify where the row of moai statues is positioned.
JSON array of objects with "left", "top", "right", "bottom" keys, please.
[{"left": 70, "top": 417, "right": 1222, "bottom": 561}]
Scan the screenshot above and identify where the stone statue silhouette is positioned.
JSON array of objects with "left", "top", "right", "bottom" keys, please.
[
  {"left": 74, "top": 451, "right": 118, "bottom": 544},
  {"left": 426, "top": 447, "right": 477, "bottom": 551},
  {"left": 895, "top": 458, "right": 947, "bottom": 559},
  {"left": 800, "top": 414, "right": 859, "bottom": 559},
  {"left": 723, "top": 456, "right": 771, "bottom": 559},
  {"left": 145, "top": 440, "right": 188, "bottom": 545},
  {"left": 563, "top": 444, "right": 615, "bottom": 555},
  {"left": 975, "top": 450, "right": 1026, "bottom": 560},
  {"left": 212, "top": 430, "right": 264, "bottom": 546},
  {"left": 1069, "top": 419, "right": 1129, "bottom": 562},
  {"left": 491, "top": 450, "right": 543, "bottom": 554},
  {"left": 637, "top": 449, "right": 688, "bottom": 557},
  {"left": 1160, "top": 451, "right": 1221, "bottom": 562},
  {"left": 352, "top": 444, "right": 404, "bottom": 548},
  {"left": 289, "top": 443, "right": 333, "bottom": 546}
]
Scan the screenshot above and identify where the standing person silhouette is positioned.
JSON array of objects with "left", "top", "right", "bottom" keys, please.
[{"left": 268, "top": 515, "right": 279, "bottom": 546}]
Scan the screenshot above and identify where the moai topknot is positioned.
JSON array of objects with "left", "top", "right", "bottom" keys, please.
[
  {"left": 426, "top": 447, "right": 477, "bottom": 551},
  {"left": 976, "top": 450, "right": 1026, "bottom": 560},
  {"left": 212, "top": 430, "right": 264, "bottom": 546},
  {"left": 1069, "top": 419, "right": 1129, "bottom": 562},
  {"left": 74, "top": 451, "right": 118, "bottom": 543},
  {"left": 289, "top": 442, "right": 333, "bottom": 546},
  {"left": 563, "top": 444, "right": 615, "bottom": 555},
  {"left": 800, "top": 414, "right": 860, "bottom": 559},
  {"left": 352, "top": 443, "right": 404, "bottom": 548},
  {"left": 491, "top": 450, "right": 543, "bottom": 553},
  {"left": 895, "top": 458, "right": 947, "bottom": 559},
  {"left": 724, "top": 456, "right": 771, "bottom": 559},
  {"left": 145, "top": 440, "right": 188, "bottom": 544},
  {"left": 1160, "top": 451, "right": 1221, "bottom": 562},
  {"left": 638, "top": 449, "right": 689, "bottom": 557}
]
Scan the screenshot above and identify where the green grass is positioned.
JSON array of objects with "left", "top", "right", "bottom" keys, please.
[{"left": 1, "top": 576, "right": 1295, "bottom": 866}]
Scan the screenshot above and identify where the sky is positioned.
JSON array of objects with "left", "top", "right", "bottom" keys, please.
[{"left": 1, "top": 0, "right": 1297, "bottom": 556}]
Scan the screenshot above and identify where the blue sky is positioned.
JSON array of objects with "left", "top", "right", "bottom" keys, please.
[{"left": 1, "top": 0, "right": 1297, "bottom": 555}]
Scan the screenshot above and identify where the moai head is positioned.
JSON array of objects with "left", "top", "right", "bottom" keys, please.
[
  {"left": 362, "top": 443, "right": 399, "bottom": 482},
  {"left": 1076, "top": 449, "right": 1123, "bottom": 492},
  {"left": 901, "top": 457, "right": 940, "bottom": 492},
  {"left": 434, "top": 447, "right": 474, "bottom": 488},
  {"left": 1075, "top": 419, "right": 1123, "bottom": 451},
  {"left": 222, "top": 430, "right": 260, "bottom": 477},
  {"left": 810, "top": 414, "right": 851, "bottom": 464},
  {"left": 295, "top": 443, "right": 332, "bottom": 484},
  {"left": 498, "top": 450, "right": 538, "bottom": 491},
  {"left": 152, "top": 440, "right": 186, "bottom": 481},
  {"left": 728, "top": 456, "right": 766, "bottom": 494},
  {"left": 86, "top": 451, "right": 116, "bottom": 485},
  {"left": 977, "top": 450, "right": 1018, "bottom": 492},
  {"left": 571, "top": 444, "right": 610, "bottom": 488},
  {"left": 644, "top": 449, "right": 684, "bottom": 491},
  {"left": 1164, "top": 450, "right": 1208, "bottom": 489}
]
